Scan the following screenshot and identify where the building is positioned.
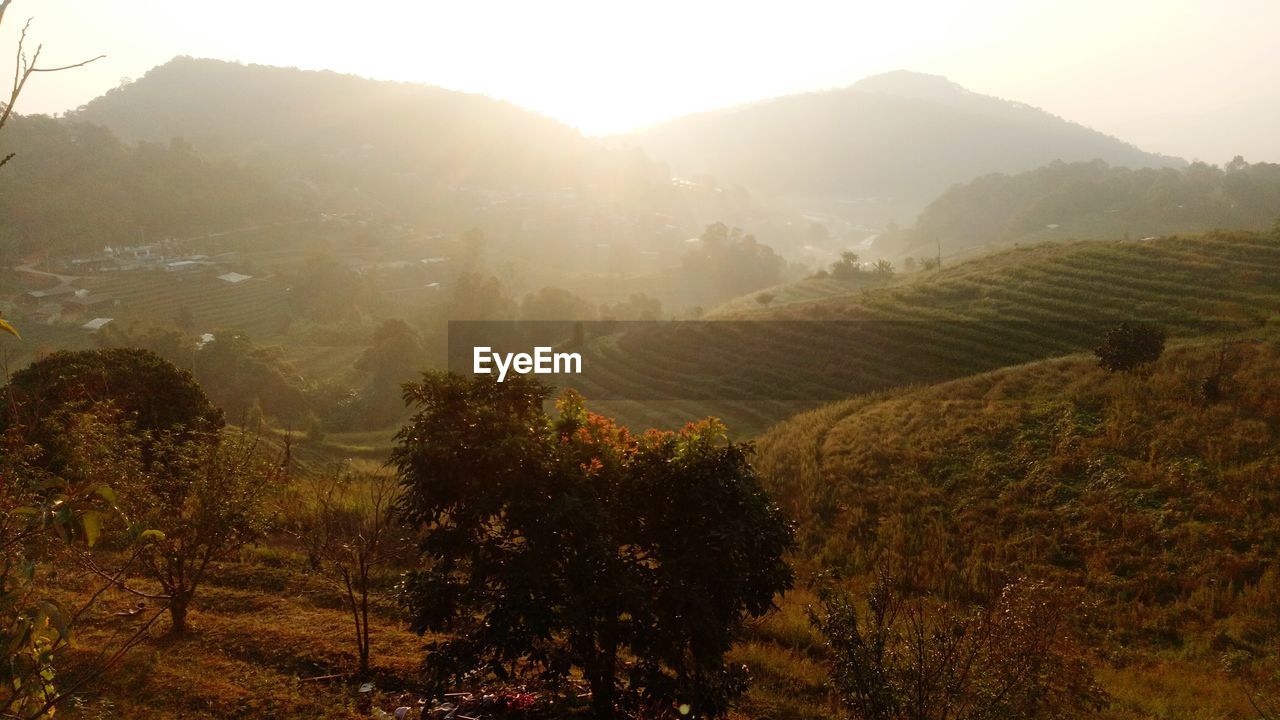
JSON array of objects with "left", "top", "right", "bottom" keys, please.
[{"left": 82, "top": 317, "right": 113, "bottom": 332}]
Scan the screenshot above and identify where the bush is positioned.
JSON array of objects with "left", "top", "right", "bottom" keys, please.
[{"left": 1095, "top": 321, "right": 1166, "bottom": 373}]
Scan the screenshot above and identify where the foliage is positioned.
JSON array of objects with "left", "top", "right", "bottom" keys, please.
[
  {"left": 1, "top": 349, "right": 223, "bottom": 468},
  {"left": 350, "top": 319, "right": 426, "bottom": 428},
  {"left": 119, "top": 429, "right": 283, "bottom": 633},
  {"left": 681, "top": 222, "right": 785, "bottom": 306},
  {"left": 755, "top": 340, "right": 1280, "bottom": 707},
  {"left": 829, "top": 252, "right": 861, "bottom": 281},
  {"left": 811, "top": 575, "right": 1106, "bottom": 720},
  {"left": 393, "top": 373, "right": 795, "bottom": 718},
  {"left": 1, "top": 409, "right": 166, "bottom": 718},
  {"left": 904, "top": 159, "right": 1280, "bottom": 257},
  {"left": 594, "top": 230, "right": 1280, "bottom": 434},
  {"left": 520, "top": 287, "right": 596, "bottom": 321},
  {"left": 1094, "top": 321, "right": 1166, "bottom": 374},
  {"left": 285, "top": 253, "right": 371, "bottom": 323},
  {"left": 293, "top": 466, "right": 409, "bottom": 676},
  {"left": 444, "top": 273, "right": 517, "bottom": 321},
  {"left": 192, "top": 331, "right": 311, "bottom": 425},
  {"left": 0, "top": 115, "right": 300, "bottom": 258}
]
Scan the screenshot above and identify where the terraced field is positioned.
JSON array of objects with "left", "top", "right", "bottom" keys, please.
[
  {"left": 80, "top": 270, "right": 292, "bottom": 337},
  {"left": 559, "top": 231, "right": 1280, "bottom": 435},
  {"left": 707, "top": 274, "right": 888, "bottom": 316}
]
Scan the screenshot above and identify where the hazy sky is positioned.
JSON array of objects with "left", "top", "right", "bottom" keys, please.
[{"left": 6, "top": 0, "right": 1279, "bottom": 162}]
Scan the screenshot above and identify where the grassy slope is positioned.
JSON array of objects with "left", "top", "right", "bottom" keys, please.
[
  {"left": 749, "top": 339, "right": 1280, "bottom": 718},
  {"left": 571, "top": 232, "right": 1280, "bottom": 435},
  {"left": 56, "top": 555, "right": 423, "bottom": 719}
]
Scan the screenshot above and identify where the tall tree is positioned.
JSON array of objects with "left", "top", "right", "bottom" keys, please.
[{"left": 394, "top": 374, "right": 794, "bottom": 718}]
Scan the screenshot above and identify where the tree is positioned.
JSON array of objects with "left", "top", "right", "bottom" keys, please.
[
  {"left": 394, "top": 374, "right": 794, "bottom": 718},
  {"left": 811, "top": 576, "right": 1106, "bottom": 720},
  {"left": 193, "top": 330, "right": 310, "bottom": 423},
  {"left": 756, "top": 291, "right": 776, "bottom": 306},
  {"left": 520, "top": 286, "right": 596, "bottom": 321},
  {"left": 354, "top": 318, "right": 426, "bottom": 426},
  {"left": 830, "top": 251, "right": 861, "bottom": 281},
  {"left": 295, "top": 466, "right": 408, "bottom": 677},
  {"left": 120, "top": 429, "right": 283, "bottom": 633},
  {"left": 1094, "top": 321, "right": 1166, "bottom": 373},
  {"left": 446, "top": 272, "right": 516, "bottom": 321},
  {"left": 1, "top": 348, "right": 223, "bottom": 467},
  {"left": 598, "top": 293, "right": 661, "bottom": 322},
  {"left": 286, "top": 252, "right": 369, "bottom": 322},
  {"left": 872, "top": 258, "right": 895, "bottom": 276},
  {"left": 681, "top": 223, "right": 785, "bottom": 305},
  {"left": 1, "top": 409, "right": 168, "bottom": 719},
  {"left": 0, "top": 0, "right": 105, "bottom": 169}
]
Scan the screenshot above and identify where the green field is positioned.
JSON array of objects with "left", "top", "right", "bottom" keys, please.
[
  {"left": 81, "top": 271, "right": 292, "bottom": 337},
  {"left": 564, "top": 231, "right": 1280, "bottom": 435}
]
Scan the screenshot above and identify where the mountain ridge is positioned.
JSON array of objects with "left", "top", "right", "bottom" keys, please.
[{"left": 625, "top": 70, "right": 1183, "bottom": 223}]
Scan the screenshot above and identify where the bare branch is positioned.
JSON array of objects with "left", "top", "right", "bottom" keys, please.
[
  {"left": 0, "top": 8, "right": 105, "bottom": 166},
  {"left": 31, "top": 54, "right": 105, "bottom": 73}
]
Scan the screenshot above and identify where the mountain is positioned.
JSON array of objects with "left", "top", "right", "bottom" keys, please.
[
  {"left": 68, "top": 57, "right": 687, "bottom": 225},
  {"left": 72, "top": 57, "right": 605, "bottom": 191},
  {"left": 625, "top": 70, "right": 1183, "bottom": 223},
  {"left": 896, "top": 158, "right": 1280, "bottom": 258},
  {"left": 66, "top": 57, "right": 787, "bottom": 283}
]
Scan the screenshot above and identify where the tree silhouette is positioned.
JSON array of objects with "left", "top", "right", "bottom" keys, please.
[{"left": 394, "top": 374, "right": 794, "bottom": 718}]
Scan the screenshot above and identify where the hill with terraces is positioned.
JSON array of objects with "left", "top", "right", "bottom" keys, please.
[{"left": 561, "top": 230, "right": 1280, "bottom": 435}]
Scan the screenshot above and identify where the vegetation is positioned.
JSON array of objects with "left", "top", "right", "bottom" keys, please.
[
  {"left": 393, "top": 374, "right": 795, "bottom": 718},
  {"left": 120, "top": 429, "right": 283, "bottom": 634},
  {"left": 0, "top": 116, "right": 302, "bottom": 258},
  {"left": 3, "top": 10, "right": 1279, "bottom": 719},
  {"left": 812, "top": 576, "right": 1106, "bottom": 719},
  {"left": 0, "top": 408, "right": 164, "bottom": 718},
  {"left": 292, "top": 467, "right": 408, "bottom": 677},
  {"left": 1094, "top": 321, "right": 1166, "bottom": 373},
  {"left": 901, "top": 158, "right": 1280, "bottom": 258},
  {"left": 755, "top": 338, "right": 1280, "bottom": 717},
  {"left": 1, "top": 348, "right": 222, "bottom": 444},
  {"left": 571, "top": 230, "right": 1280, "bottom": 434}
]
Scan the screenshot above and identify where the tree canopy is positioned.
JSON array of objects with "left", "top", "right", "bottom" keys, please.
[
  {"left": 1, "top": 348, "right": 223, "bottom": 451},
  {"left": 393, "top": 373, "right": 794, "bottom": 718}
]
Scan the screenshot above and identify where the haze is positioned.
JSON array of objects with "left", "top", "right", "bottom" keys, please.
[{"left": 7, "top": 0, "right": 1279, "bottom": 162}]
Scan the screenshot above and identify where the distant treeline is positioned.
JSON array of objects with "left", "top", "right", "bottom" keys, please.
[
  {"left": 900, "top": 158, "right": 1280, "bottom": 256},
  {"left": 0, "top": 115, "right": 304, "bottom": 258}
]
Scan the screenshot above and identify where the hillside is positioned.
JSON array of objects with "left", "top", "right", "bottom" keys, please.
[
  {"left": 898, "top": 158, "right": 1280, "bottom": 258},
  {"left": 750, "top": 338, "right": 1280, "bottom": 718},
  {"left": 73, "top": 57, "right": 602, "bottom": 188},
  {"left": 69, "top": 57, "right": 673, "bottom": 219},
  {"left": 626, "top": 70, "right": 1181, "bottom": 223},
  {"left": 64, "top": 57, "right": 794, "bottom": 280},
  {"left": 0, "top": 114, "right": 302, "bottom": 258},
  {"left": 563, "top": 231, "right": 1280, "bottom": 435}
]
